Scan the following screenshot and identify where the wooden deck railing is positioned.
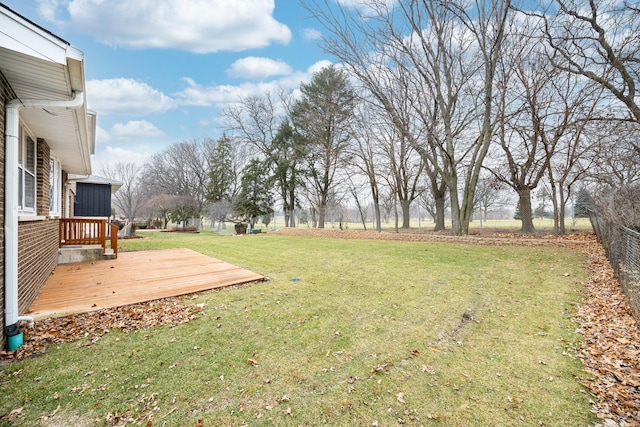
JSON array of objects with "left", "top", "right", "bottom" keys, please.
[{"left": 59, "top": 218, "right": 118, "bottom": 257}]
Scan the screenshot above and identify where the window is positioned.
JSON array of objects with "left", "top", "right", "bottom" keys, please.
[
  {"left": 18, "top": 127, "right": 36, "bottom": 213},
  {"left": 50, "top": 157, "right": 61, "bottom": 216}
]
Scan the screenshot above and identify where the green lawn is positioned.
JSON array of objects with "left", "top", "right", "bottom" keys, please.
[{"left": 1, "top": 231, "right": 595, "bottom": 426}]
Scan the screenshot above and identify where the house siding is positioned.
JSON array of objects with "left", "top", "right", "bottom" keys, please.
[{"left": 75, "top": 182, "right": 112, "bottom": 217}]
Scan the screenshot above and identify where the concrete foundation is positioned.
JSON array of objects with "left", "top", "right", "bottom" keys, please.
[{"left": 58, "top": 245, "right": 115, "bottom": 264}]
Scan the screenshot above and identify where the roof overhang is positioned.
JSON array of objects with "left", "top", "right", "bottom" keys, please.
[
  {"left": 72, "top": 174, "right": 123, "bottom": 194},
  {"left": 0, "top": 4, "right": 95, "bottom": 175}
]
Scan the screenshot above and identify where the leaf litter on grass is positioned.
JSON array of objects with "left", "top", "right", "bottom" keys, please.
[
  {"left": 0, "top": 296, "right": 203, "bottom": 362},
  {"left": 572, "top": 237, "right": 640, "bottom": 426}
]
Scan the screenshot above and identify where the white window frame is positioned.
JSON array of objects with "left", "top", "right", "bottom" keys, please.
[
  {"left": 18, "top": 125, "right": 37, "bottom": 214},
  {"left": 49, "top": 156, "right": 62, "bottom": 217}
]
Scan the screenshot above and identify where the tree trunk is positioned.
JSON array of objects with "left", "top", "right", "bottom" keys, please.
[
  {"left": 434, "top": 195, "right": 446, "bottom": 231},
  {"left": 373, "top": 200, "right": 381, "bottom": 232},
  {"left": 518, "top": 188, "right": 535, "bottom": 233},
  {"left": 284, "top": 209, "right": 291, "bottom": 228},
  {"left": 400, "top": 199, "right": 411, "bottom": 229},
  {"left": 288, "top": 190, "right": 296, "bottom": 227},
  {"left": 558, "top": 186, "right": 566, "bottom": 235},
  {"left": 318, "top": 202, "right": 326, "bottom": 229},
  {"left": 449, "top": 179, "right": 463, "bottom": 236},
  {"left": 394, "top": 196, "right": 399, "bottom": 233}
]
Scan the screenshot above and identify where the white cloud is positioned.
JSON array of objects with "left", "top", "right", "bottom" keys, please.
[
  {"left": 92, "top": 145, "right": 151, "bottom": 171},
  {"left": 111, "top": 120, "right": 165, "bottom": 138},
  {"left": 226, "top": 57, "right": 293, "bottom": 79},
  {"left": 176, "top": 60, "right": 333, "bottom": 107},
  {"left": 95, "top": 125, "right": 111, "bottom": 144},
  {"left": 40, "top": 0, "right": 291, "bottom": 53},
  {"left": 303, "top": 28, "right": 323, "bottom": 41},
  {"left": 35, "top": 0, "right": 63, "bottom": 23},
  {"left": 86, "top": 78, "right": 175, "bottom": 115}
]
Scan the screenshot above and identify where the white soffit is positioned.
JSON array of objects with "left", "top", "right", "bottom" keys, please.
[{"left": 0, "top": 5, "right": 94, "bottom": 175}]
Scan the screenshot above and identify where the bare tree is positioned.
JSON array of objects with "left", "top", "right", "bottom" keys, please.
[
  {"left": 441, "top": 0, "right": 513, "bottom": 235},
  {"left": 305, "top": 0, "right": 513, "bottom": 235},
  {"left": 347, "top": 103, "right": 385, "bottom": 231},
  {"left": 418, "top": 177, "right": 449, "bottom": 227},
  {"left": 584, "top": 120, "right": 640, "bottom": 187},
  {"left": 145, "top": 194, "right": 174, "bottom": 229},
  {"left": 142, "top": 138, "right": 217, "bottom": 218},
  {"left": 100, "top": 161, "right": 144, "bottom": 221},
  {"left": 346, "top": 176, "right": 370, "bottom": 230},
  {"left": 379, "top": 122, "right": 424, "bottom": 229},
  {"left": 473, "top": 175, "right": 510, "bottom": 224},
  {"left": 538, "top": 0, "right": 640, "bottom": 142},
  {"left": 222, "top": 92, "right": 282, "bottom": 156}
]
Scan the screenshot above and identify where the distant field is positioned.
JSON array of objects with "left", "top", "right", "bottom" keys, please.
[{"left": 196, "top": 217, "right": 593, "bottom": 234}]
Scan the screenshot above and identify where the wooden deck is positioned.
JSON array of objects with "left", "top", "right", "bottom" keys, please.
[{"left": 27, "top": 248, "right": 264, "bottom": 320}]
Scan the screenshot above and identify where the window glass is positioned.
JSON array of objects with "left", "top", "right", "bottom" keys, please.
[
  {"left": 26, "top": 136, "right": 35, "bottom": 174},
  {"left": 18, "top": 129, "right": 36, "bottom": 212}
]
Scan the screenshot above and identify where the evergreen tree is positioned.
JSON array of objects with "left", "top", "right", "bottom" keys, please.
[
  {"left": 574, "top": 187, "right": 592, "bottom": 218},
  {"left": 207, "top": 135, "right": 238, "bottom": 204},
  {"left": 291, "top": 65, "right": 356, "bottom": 229},
  {"left": 268, "top": 122, "right": 306, "bottom": 227},
  {"left": 234, "top": 159, "right": 274, "bottom": 228}
]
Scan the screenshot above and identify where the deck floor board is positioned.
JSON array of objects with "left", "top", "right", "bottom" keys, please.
[{"left": 27, "top": 248, "right": 264, "bottom": 319}]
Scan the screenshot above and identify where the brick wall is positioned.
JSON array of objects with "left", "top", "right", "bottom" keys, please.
[
  {"left": 13, "top": 138, "right": 58, "bottom": 315},
  {"left": 36, "top": 138, "right": 50, "bottom": 217},
  {"left": 17, "top": 220, "right": 58, "bottom": 314},
  {"left": 0, "top": 71, "right": 14, "bottom": 347}
]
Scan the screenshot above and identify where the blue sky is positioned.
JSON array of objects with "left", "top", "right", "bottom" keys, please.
[{"left": 3, "top": 0, "right": 336, "bottom": 170}]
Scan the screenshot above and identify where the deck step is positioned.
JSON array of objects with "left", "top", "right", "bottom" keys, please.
[{"left": 58, "top": 246, "right": 113, "bottom": 264}]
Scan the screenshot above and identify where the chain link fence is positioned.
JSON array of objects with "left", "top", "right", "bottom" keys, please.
[{"left": 589, "top": 210, "right": 640, "bottom": 321}]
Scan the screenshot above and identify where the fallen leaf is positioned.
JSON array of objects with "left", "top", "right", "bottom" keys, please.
[
  {"left": 372, "top": 362, "right": 393, "bottom": 373},
  {"left": 247, "top": 358, "right": 258, "bottom": 367},
  {"left": 0, "top": 407, "right": 23, "bottom": 421},
  {"left": 396, "top": 391, "right": 406, "bottom": 404},
  {"left": 427, "top": 413, "right": 445, "bottom": 419}
]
